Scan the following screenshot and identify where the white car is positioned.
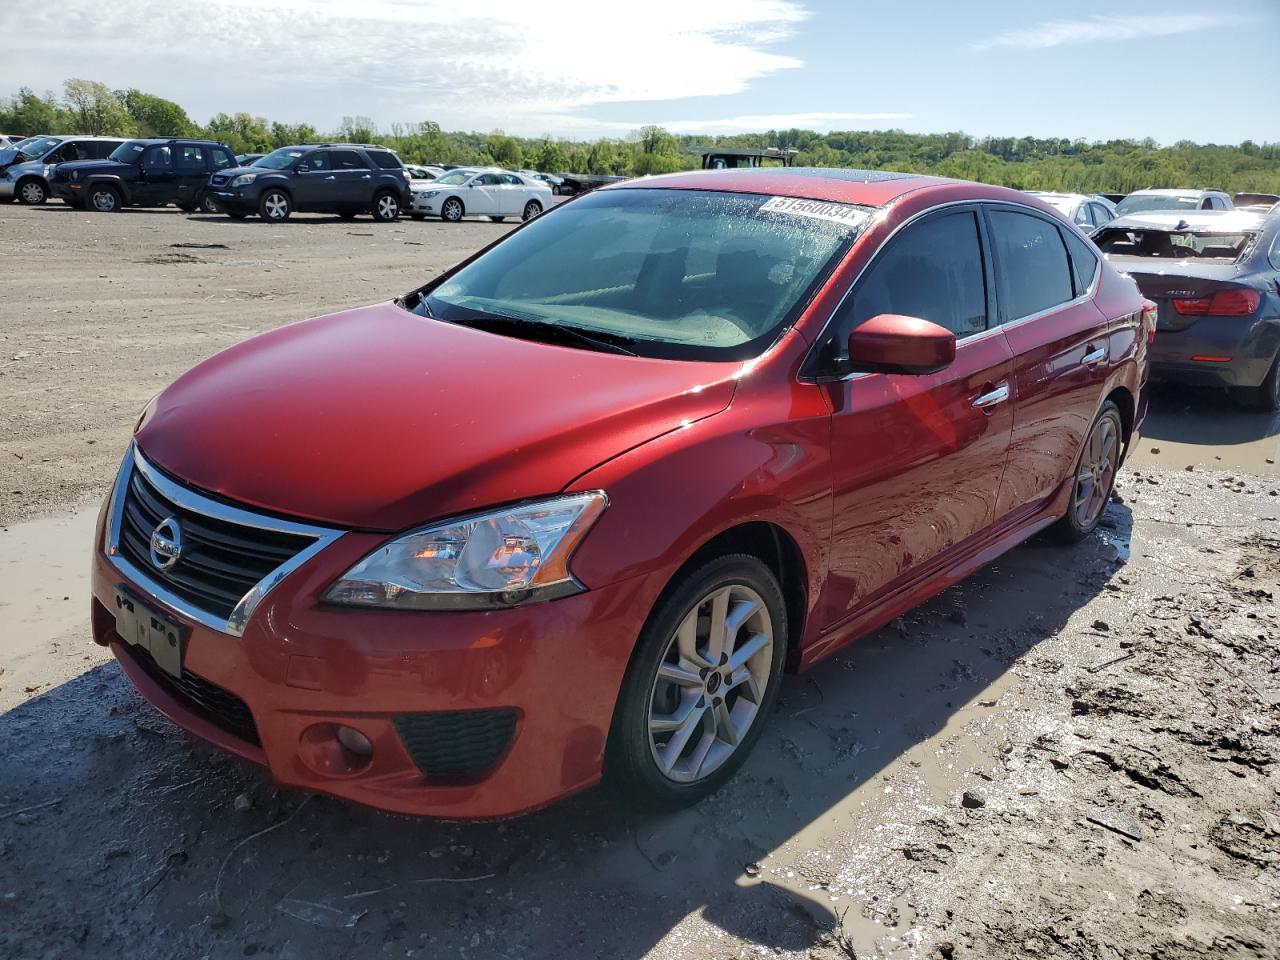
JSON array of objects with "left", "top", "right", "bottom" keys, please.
[
  {"left": 410, "top": 167, "right": 553, "bottom": 223},
  {"left": 1025, "top": 191, "right": 1117, "bottom": 236},
  {"left": 405, "top": 164, "right": 447, "bottom": 182}
]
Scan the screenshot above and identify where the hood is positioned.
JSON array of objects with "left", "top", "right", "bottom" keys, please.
[
  {"left": 212, "top": 165, "right": 260, "bottom": 179},
  {"left": 136, "top": 302, "right": 741, "bottom": 531},
  {"left": 51, "top": 159, "right": 126, "bottom": 180}
]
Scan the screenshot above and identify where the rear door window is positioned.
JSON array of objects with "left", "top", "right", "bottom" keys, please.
[
  {"left": 988, "top": 210, "right": 1075, "bottom": 321},
  {"left": 328, "top": 150, "right": 366, "bottom": 170},
  {"left": 175, "top": 145, "right": 207, "bottom": 172},
  {"left": 366, "top": 150, "right": 401, "bottom": 169},
  {"left": 142, "top": 146, "right": 172, "bottom": 171},
  {"left": 842, "top": 210, "right": 989, "bottom": 339}
]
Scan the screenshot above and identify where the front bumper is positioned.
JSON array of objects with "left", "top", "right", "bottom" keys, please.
[
  {"left": 208, "top": 190, "right": 257, "bottom": 213},
  {"left": 410, "top": 193, "right": 439, "bottom": 215},
  {"left": 91, "top": 473, "right": 655, "bottom": 819},
  {"left": 1150, "top": 314, "right": 1279, "bottom": 388}
]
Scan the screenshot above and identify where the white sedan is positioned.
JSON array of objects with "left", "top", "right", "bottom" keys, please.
[{"left": 409, "top": 167, "right": 553, "bottom": 223}]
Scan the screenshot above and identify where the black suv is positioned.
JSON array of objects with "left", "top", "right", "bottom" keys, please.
[
  {"left": 52, "top": 138, "right": 238, "bottom": 213},
  {"left": 207, "top": 144, "right": 412, "bottom": 222}
]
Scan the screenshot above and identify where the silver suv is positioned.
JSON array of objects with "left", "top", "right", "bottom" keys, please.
[
  {"left": 1114, "top": 188, "right": 1234, "bottom": 217},
  {"left": 0, "top": 135, "right": 125, "bottom": 205}
]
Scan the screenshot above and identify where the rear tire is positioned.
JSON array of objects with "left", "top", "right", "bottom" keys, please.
[
  {"left": 606, "top": 554, "right": 787, "bottom": 809},
  {"left": 259, "top": 189, "right": 291, "bottom": 222},
  {"left": 1233, "top": 355, "right": 1280, "bottom": 412},
  {"left": 17, "top": 178, "right": 48, "bottom": 205},
  {"left": 371, "top": 191, "right": 400, "bottom": 222},
  {"left": 1048, "top": 401, "right": 1123, "bottom": 542},
  {"left": 87, "top": 185, "right": 122, "bottom": 212},
  {"left": 522, "top": 199, "right": 542, "bottom": 221}
]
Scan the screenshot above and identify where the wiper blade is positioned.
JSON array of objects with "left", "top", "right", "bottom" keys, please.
[{"left": 458, "top": 311, "right": 638, "bottom": 357}]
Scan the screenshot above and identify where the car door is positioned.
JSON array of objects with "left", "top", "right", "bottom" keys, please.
[
  {"left": 291, "top": 150, "right": 331, "bottom": 208},
  {"left": 172, "top": 144, "right": 209, "bottom": 205},
  {"left": 500, "top": 173, "right": 528, "bottom": 215},
  {"left": 327, "top": 149, "right": 373, "bottom": 208},
  {"left": 986, "top": 205, "right": 1112, "bottom": 521},
  {"left": 134, "top": 145, "right": 174, "bottom": 204},
  {"left": 467, "top": 173, "right": 502, "bottom": 215},
  {"left": 822, "top": 207, "right": 1016, "bottom": 622}
]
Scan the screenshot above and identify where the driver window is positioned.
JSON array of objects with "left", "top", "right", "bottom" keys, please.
[
  {"left": 299, "top": 152, "right": 330, "bottom": 172},
  {"left": 839, "top": 211, "right": 989, "bottom": 340},
  {"left": 142, "top": 146, "right": 172, "bottom": 171},
  {"left": 476, "top": 173, "right": 500, "bottom": 186}
]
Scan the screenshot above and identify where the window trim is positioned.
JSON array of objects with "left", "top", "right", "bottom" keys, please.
[
  {"left": 799, "top": 200, "right": 998, "bottom": 382},
  {"left": 980, "top": 202, "right": 1095, "bottom": 328}
]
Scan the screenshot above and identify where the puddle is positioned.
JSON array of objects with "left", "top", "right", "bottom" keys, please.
[{"left": 0, "top": 504, "right": 104, "bottom": 707}]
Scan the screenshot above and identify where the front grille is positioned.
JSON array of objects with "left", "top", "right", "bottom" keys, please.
[
  {"left": 394, "top": 710, "right": 518, "bottom": 781},
  {"left": 120, "top": 641, "right": 261, "bottom": 746},
  {"left": 117, "top": 464, "right": 316, "bottom": 622},
  {"left": 210, "top": 174, "right": 230, "bottom": 187}
]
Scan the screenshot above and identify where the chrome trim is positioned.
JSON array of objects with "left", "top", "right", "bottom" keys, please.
[
  {"left": 971, "top": 383, "right": 1010, "bottom": 408},
  {"left": 104, "top": 441, "right": 345, "bottom": 637},
  {"left": 1081, "top": 347, "right": 1107, "bottom": 366},
  {"left": 803, "top": 198, "right": 1102, "bottom": 383}
]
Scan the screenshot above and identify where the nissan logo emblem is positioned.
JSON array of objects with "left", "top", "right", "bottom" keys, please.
[{"left": 149, "top": 517, "right": 183, "bottom": 572}]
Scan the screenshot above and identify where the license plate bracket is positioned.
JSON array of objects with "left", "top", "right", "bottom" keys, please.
[{"left": 114, "top": 588, "right": 188, "bottom": 679}]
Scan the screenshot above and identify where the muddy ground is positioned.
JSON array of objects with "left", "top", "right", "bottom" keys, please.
[{"left": 1, "top": 202, "right": 1279, "bottom": 959}]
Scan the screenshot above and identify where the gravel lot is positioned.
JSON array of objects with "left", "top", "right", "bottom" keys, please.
[{"left": 1, "top": 202, "right": 1278, "bottom": 960}]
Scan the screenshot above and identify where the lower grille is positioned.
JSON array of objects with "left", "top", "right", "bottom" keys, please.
[
  {"left": 120, "top": 641, "right": 261, "bottom": 747},
  {"left": 394, "top": 709, "right": 517, "bottom": 781}
]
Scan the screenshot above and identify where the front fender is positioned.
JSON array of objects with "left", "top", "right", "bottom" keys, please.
[
  {"left": 85, "top": 175, "right": 133, "bottom": 203},
  {"left": 565, "top": 383, "right": 833, "bottom": 649}
]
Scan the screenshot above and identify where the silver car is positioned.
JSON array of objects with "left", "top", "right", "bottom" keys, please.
[
  {"left": 0, "top": 135, "right": 125, "bottom": 204},
  {"left": 1025, "top": 191, "right": 1117, "bottom": 236}
]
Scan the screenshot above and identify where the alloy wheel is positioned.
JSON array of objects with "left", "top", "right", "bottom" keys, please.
[
  {"left": 263, "top": 192, "right": 289, "bottom": 221},
  {"left": 442, "top": 198, "right": 462, "bottom": 222},
  {"left": 523, "top": 200, "right": 542, "bottom": 221},
  {"left": 375, "top": 194, "right": 398, "bottom": 220},
  {"left": 1073, "top": 415, "right": 1119, "bottom": 527},
  {"left": 647, "top": 584, "right": 774, "bottom": 783}
]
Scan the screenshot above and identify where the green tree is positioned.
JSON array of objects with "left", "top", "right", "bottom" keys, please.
[
  {"left": 0, "top": 88, "right": 66, "bottom": 137},
  {"left": 62, "top": 79, "right": 132, "bottom": 135},
  {"left": 204, "top": 112, "right": 272, "bottom": 153},
  {"left": 487, "top": 133, "right": 523, "bottom": 168},
  {"left": 338, "top": 115, "right": 377, "bottom": 144},
  {"left": 120, "top": 90, "right": 194, "bottom": 137},
  {"left": 531, "top": 138, "right": 568, "bottom": 173}
]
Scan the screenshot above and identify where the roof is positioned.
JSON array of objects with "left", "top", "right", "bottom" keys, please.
[
  {"left": 694, "top": 147, "right": 799, "bottom": 158},
  {"left": 1125, "top": 187, "right": 1220, "bottom": 198},
  {"left": 1106, "top": 209, "right": 1266, "bottom": 232},
  {"left": 613, "top": 167, "right": 950, "bottom": 206}
]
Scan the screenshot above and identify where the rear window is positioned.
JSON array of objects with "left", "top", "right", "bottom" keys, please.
[
  {"left": 366, "top": 150, "right": 402, "bottom": 169},
  {"left": 1094, "top": 227, "right": 1255, "bottom": 261},
  {"left": 328, "top": 150, "right": 366, "bottom": 170},
  {"left": 1115, "top": 194, "right": 1200, "bottom": 215},
  {"left": 1061, "top": 228, "right": 1101, "bottom": 293}
]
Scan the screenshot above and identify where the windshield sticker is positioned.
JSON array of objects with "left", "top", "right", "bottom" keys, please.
[{"left": 758, "top": 196, "right": 869, "bottom": 229}]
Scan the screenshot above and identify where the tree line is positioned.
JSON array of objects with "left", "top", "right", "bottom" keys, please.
[{"left": 4, "top": 79, "right": 1278, "bottom": 192}]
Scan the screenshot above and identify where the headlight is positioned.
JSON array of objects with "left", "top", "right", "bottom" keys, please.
[
  {"left": 423, "top": 190, "right": 439, "bottom": 199},
  {"left": 70, "top": 170, "right": 80, "bottom": 182},
  {"left": 324, "top": 492, "right": 608, "bottom": 610},
  {"left": 231, "top": 173, "right": 257, "bottom": 187}
]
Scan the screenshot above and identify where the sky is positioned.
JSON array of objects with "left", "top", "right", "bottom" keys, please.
[{"left": 0, "top": 0, "right": 1275, "bottom": 144}]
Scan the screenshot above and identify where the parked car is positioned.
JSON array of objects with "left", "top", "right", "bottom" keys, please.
[
  {"left": 1094, "top": 210, "right": 1279, "bottom": 410},
  {"left": 92, "top": 167, "right": 1150, "bottom": 818},
  {"left": 207, "top": 143, "right": 412, "bottom": 222},
  {"left": 1234, "top": 192, "right": 1280, "bottom": 209},
  {"left": 51, "top": 138, "right": 237, "bottom": 212},
  {"left": 0, "top": 135, "right": 125, "bottom": 205},
  {"left": 556, "top": 173, "right": 629, "bottom": 196},
  {"left": 1026, "top": 191, "right": 1116, "bottom": 235},
  {"left": 236, "top": 153, "right": 265, "bottom": 166},
  {"left": 404, "top": 164, "right": 445, "bottom": 181},
  {"left": 518, "top": 169, "right": 564, "bottom": 194},
  {"left": 1114, "top": 188, "right": 1234, "bottom": 216},
  {"left": 409, "top": 167, "right": 551, "bottom": 222},
  {"left": 1092, "top": 192, "right": 1126, "bottom": 205},
  {"left": 0, "top": 134, "right": 21, "bottom": 151}
]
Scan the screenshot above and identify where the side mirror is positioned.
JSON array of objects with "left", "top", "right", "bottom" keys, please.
[{"left": 846, "top": 314, "right": 956, "bottom": 376}]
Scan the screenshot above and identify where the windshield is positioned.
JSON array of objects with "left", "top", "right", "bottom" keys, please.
[
  {"left": 422, "top": 188, "right": 865, "bottom": 361},
  {"left": 1115, "top": 194, "right": 1201, "bottom": 215},
  {"left": 1094, "top": 227, "right": 1255, "bottom": 261},
  {"left": 433, "top": 170, "right": 474, "bottom": 186},
  {"left": 108, "top": 140, "right": 149, "bottom": 163},
  {"left": 17, "top": 136, "right": 63, "bottom": 160},
  {"left": 254, "top": 148, "right": 306, "bottom": 170}
]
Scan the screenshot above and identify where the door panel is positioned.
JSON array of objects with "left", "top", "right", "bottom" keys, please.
[
  {"left": 134, "top": 146, "right": 175, "bottom": 204},
  {"left": 172, "top": 144, "right": 209, "bottom": 204},
  {"left": 327, "top": 150, "right": 371, "bottom": 207},
  {"left": 987, "top": 208, "right": 1113, "bottom": 518},
  {"left": 468, "top": 174, "right": 502, "bottom": 215},
  {"left": 826, "top": 334, "right": 1016, "bottom": 620}
]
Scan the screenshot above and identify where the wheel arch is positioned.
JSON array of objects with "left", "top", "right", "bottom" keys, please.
[
  {"left": 15, "top": 173, "right": 49, "bottom": 192},
  {"left": 1103, "top": 385, "right": 1135, "bottom": 462},
  {"left": 85, "top": 176, "right": 130, "bottom": 204}
]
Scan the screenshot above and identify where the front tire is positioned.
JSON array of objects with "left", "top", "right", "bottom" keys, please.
[
  {"left": 198, "top": 193, "right": 220, "bottom": 214},
  {"left": 259, "top": 189, "right": 291, "bottom": 222},
  {"left": 1049, "top": 401, "right": 1123, "bottom": 542},
  {"left": 522, "top": 199, "right": 543, "bottom": 221},
  {"left": 17, "top": 178, "right": 48, "bottom": 205},
  {"left": 372, "top": 191, "right": 400, "bottom": 222},
  {"left": 440, "top": 197, "right": 464, "bottom": 223},
  {"left": 87, "top": 185, "right": 122, "bottom": 212},
  {"left": 607, "top": 554, "right": 787, "bottom": 808}
]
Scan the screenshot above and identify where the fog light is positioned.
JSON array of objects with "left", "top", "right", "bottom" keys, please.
[{"left": 336, "top": 725, "right": 373, "bottom": 757}]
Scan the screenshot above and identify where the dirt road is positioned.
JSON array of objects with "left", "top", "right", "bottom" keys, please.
[{"left": 1, "top": 203, "right": 1278, "bottom": 959}]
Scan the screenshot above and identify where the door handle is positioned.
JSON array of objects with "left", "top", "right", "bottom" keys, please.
[
  {"left": 324, "top": 175, "right": 336, "bottom": 180},
  {"left": 972, "top": 382, "right": 1010, "bottom": 409},
  {"left": 1081, "top": 346, "right": 1107, "bottom": 366},
  {"left": 362, "top": 175, "right": 371, "bottom": 180}
]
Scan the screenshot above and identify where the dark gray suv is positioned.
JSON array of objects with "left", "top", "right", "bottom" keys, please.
[{"left": 207, "top": 144, "right": 413, "bottom": 222}]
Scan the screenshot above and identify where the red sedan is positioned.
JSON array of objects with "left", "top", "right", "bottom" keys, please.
[{"left": 92, "top": 168, "right": 1152, "bottom": 817}]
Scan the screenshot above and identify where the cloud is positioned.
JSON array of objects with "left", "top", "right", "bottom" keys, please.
[
  {"left": 569, "top": 112, "right": 913, "bottom": 135},
  {"left": 972, "top": 11, "right": 1264, "bottom": 51},
  {"left": 0, "top": 0, "right": 843, "bottom": 136}
]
